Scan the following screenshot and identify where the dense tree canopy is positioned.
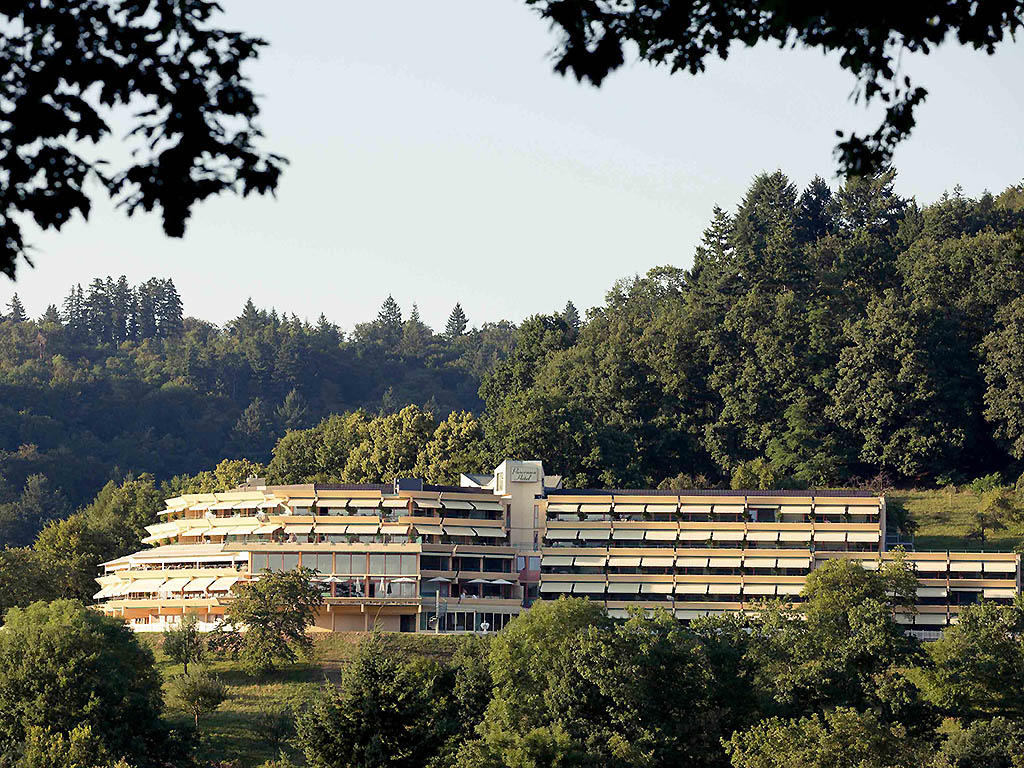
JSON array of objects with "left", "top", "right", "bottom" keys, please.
[
  {"left": 0, "top": 283, "right": 514, "bottom": 534},
  {"left": 478, "top": 174, "right": 1024, "bottom": 489},
  {"left": 0, "top": 600, "right": 178, "bottom": 767},
  {"left": 285, "top": 563, "right": 1024, "bottom": 768},
  {"left": 3, "top": 171, "right": 1024, "bottom": 575}
]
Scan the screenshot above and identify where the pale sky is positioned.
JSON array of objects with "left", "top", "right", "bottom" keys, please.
[{"left": 3, "top": 2, "right": 1023, "bottom": 331}]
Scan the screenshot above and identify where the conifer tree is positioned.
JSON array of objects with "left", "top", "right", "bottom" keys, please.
[
  {"left": 155, "top": 279, "right": 184, "bottom": 338},
  {"left": 377, "top": 295, "right": 403, "bottom": 344},
  {"left": 276, "top": 389, "right": 310, "bottom": 431},
  {"left": 134, "top": 279, "right": 159, "bottom": 339},
  {"left": 313, "top": 313, "right": 342, "bottom": 347},
  {"left": 109, "top": 276, "right": 132, "bottom": 344},
  {"left": 232, "top": 298, "right": 262, "bottom": 337},
  {"left": 562, "top": 301, "right": 580, "bottom": 335},
  {"left": 61, "top": 284, "right": 86, "bottom": 342},
  {"left": 84, "top": 278, "right": 112, "bottom": 344},
  {"left": 39, "top": 304, "right": 61, "bottom": 326},
  {"left": 445, "top": 303, "right": 468, "bottom": 339},
  {"left": 401, "top": 303, "right": 431, "bottom": 356},
  {"left": 6, "top": 293, "right": 26, "bottom": 322}
]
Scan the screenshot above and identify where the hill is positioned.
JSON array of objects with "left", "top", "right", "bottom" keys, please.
[
  {"left": 3, "top": 171, "right": 1024, "bottom": 554},
  {"left": 895, "top": 488, "right": 1024, "bottom": 552}
]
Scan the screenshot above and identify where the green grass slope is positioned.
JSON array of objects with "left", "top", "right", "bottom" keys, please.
[
  {"left": 151, "top": 632, "right": 469, "bottom": 767},
  {"left": 891, "top": 489, "right": 1024, "bottom": 552}
]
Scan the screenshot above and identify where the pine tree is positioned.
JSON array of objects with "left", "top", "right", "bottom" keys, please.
[
  {"left": 276, "top": 389, "right": 310, "bottom": 431},
  {"left": 445, "top": 303, "right": 468, "bottom": 339},
  {"left": 134, "top": 279, "right": 158, "bottom": 339},
  {"left": 795, "top": 176, "right": 837, "bottom": 244},
  {"left": 231, "top": 397, "right": 276, "bottom": 457},
  {"left": 39, "top": 304, "right": 61, "bottom": 325},
  {"left": 313, "top": 314, "right": 341, "bottom": 347},
  {"left": 61, "top": 284, "right": 86, "bottom": 341},
  {"left": 377, "top": 295, "right": 403, "bottom": 344},
  {"left": 84, "top": 277, "right": 112, "bottom": 344},
  {"left": 562, "top": 301, "right": 580, "bottom": 334},
  {"left": 155, "top": 278, "right": 184, "bottom": 338},
  {"left": 401, "top": 303, "right": 431, "bottom": 356},
  {"left": 232, "top": 298, "right": 263, "bottom": 337},
  {"left": 109, "top": 275, "right": 131, "bottom": 344},
  {"left": 6, "top": 293, "right": 27, "bottom": 322}
]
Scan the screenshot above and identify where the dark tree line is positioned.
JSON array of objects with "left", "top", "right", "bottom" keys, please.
[
  {"left": 60, "top": 277, "right": 184, "bottom": 346},
  {"left": 478, "top": 173, "right": 1024, "bottom": 489},
  {"left": 3, "top": 171, "right": 1024, "bottom": 549},
  {"left": 0, "top": 285, "right": 513, "bottom": 544}
]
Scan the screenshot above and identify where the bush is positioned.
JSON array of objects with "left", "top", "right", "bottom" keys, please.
[
  {"left": 970, "top": 473, "right": 1005, "bottom": 495},
  {"left": 0, "top": 600, "right": 178, "bottom": 768}
]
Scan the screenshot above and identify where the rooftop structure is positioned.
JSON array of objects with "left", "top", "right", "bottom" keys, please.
[{"left": 94, "top": 461, "right": 1021, "bottom": 637}]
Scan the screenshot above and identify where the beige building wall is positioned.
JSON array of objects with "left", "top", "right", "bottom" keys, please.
[{"left": 492, "top": 460, "right": 546, "bottom": 551}]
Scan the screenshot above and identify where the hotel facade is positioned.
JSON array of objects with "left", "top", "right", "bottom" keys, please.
[{"left": 94, "top": 460, "right": 1021, "bottom": 635}]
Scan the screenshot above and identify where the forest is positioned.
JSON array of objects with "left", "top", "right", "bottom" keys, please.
[
  {"left": 2, "top": 170, "right": 1024, "bottom": 552},
  {"left": 4, "top": 562, "right": 1024, "bottom": 768}
]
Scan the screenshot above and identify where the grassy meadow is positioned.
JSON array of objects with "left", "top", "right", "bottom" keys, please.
[
  {"left": 151, "top": 632, "right": 468, "bottom": 767},
  {"left": 892, "top": 488, "right": 1024, "bottom": 552}
]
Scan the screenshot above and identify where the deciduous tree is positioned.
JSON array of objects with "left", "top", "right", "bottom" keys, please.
[
  {"left": 0, "top": 0, "right": 284, "bottom": 279},
  {"left": 210, "top": 569, "right": 323, "bottom": 674}
]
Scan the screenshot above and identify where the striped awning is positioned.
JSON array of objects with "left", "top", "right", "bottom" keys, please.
[
  {"left": 209, "top": 576, "right": 240, "bottom": 592},
  {"left": 183, "top": 577, "right": 216, "bottom": 592}
]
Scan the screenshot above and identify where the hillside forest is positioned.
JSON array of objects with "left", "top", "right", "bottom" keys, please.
[{"left": 2, "top": 170, "right": 1024, "bottom": 564}]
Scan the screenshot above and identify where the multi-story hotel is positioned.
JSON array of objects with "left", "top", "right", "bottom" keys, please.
[{"left": 94, "top": 460, "right": 1021, "bottom": 636}]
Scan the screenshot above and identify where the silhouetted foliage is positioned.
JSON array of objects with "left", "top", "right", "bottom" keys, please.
[
  {"left": 525, "top": 1, "right": 1024, "bottom": 175},
  {"left": 0, "top": 1, "right": 285, "bottom": 279}
]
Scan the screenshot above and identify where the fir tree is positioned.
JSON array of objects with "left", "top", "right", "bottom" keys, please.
[
  {"left": 562, "top": 301, "right": 580, "bottom": 335},
  {"left": 445, "top": 303, "right": 468, "bottom": 339},
  {"left": 689, "top": 205, "right": 738, "bottom": 302},
  {"left": 155, "top": 278, "right": 184, "bottom": 338},
  {"left": 6, "top": 293, "right": 26, "bottom": 322},
  {"left": 134, "top": 279, "right": 159, "bottom": 339},
  {"left": 84, "top": 278, "right": 112, "bottom": 344},
  {"left": 109, "top": 275, "right": 132, "bottom": 344},
  {"left": 276, "top": 389, "right": 310, "bottom": 431},
  {"left": 232, "top": 298, "right": 263, "bottom": 337},
  {"left": 376, "top": 295, "right": 403, "bottom": 345},
  {"left": 401, "top": 303, "right": 431, "bottom": 356},
  {"left": 39, "top": 304, "right": 61, "bottom": 325},
  {"left": 61, "top": 284, "right": 86, "bottom": 341},
  {"left": 231, "top": 397, "right": 276, "bottom": 458},
  {"left": 313, "top": 314, "right": 342, "bottom": 347}
]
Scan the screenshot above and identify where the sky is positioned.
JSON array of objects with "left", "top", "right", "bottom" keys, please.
[{"left": 3, "top": 2, "right": 1024, "bottom": 331}]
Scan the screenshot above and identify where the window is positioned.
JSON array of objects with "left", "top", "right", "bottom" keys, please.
[
  {"left": 385, "top": 554, "right": 401, "bottom": 574},
  {"left": 261, "top": 553, "right": 284, "bottom": 571},
  {"left": 335, "top": 554, "right": 351, "bottom": 574},
  {"left": 401, "top": 554, "right": 417, "bottom": 574},
  {"left": 421, "top": 555, "right": 449, "bottom": 571},
  {"left": 252, "top": 553, "right": 270, "bottom": 573},
  {"left": 749, "top": 507, "right": 777, "bottom": 523},
  {"left": 317, "top": 553, "right": 333, "bottom": 574},
  {"left": 516, "top": 556, "right": 526, "bottom": 571},
  {"left": 369, "top": 554, "right": 386, "bottom": 574},
  {"left": 388, "top": 580, "right": 416, "bottom": 597},
  {"left": 282, "top": 553, "right": 299, "bottom": 571},
  {"left": 528, "top": 556, "right": 540, "bottom": 570},
  {"left": 335, "top": 578, "right": 364, "bottom": 598}
]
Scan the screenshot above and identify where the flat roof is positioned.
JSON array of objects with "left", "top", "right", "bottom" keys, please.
[{"left": 545, "top": 488, "right": 882, "bottom": 498}]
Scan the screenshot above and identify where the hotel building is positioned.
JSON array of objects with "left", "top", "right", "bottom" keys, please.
[{"left": 94, "top": 460, "right": 1021, "bottom": 635}]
